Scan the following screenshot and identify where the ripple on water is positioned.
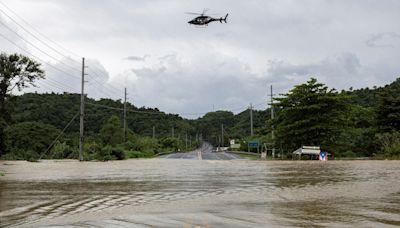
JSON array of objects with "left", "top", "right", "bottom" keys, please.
[{"left": 0, "top": 160, "right": 400, "bottom": 227}]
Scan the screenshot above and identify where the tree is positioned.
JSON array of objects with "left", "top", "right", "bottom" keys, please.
[
  {"left": 196, "top": 111, "right": 235, "bottom": 145},
  {"left": 4, "top": 121, "right": 59, "bottom": 160},
  {"left": 273, "top": 78, "right": 349, "bottom": 152},
  {"left": 377, "top": 78, "right": 400, "bottom": 132},
  {"left": 100, "top": 115, "right": 124, "bottom": 146},
  {"left": 0, "top": 53, "right": 44, "bottom": 155}
]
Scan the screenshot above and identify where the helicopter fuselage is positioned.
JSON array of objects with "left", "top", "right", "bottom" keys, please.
[{"left": 188, "top": 14, "right": 228, "bottom": 26}]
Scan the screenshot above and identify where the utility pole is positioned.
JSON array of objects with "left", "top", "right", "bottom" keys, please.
[
  {"left": 185, "top": 132, "right": 188, "bottom": 151},
  {"left": 152, "top": 126, "right": 155, "bottom": 139},
  {"left": 79, "top": 57, "right": 85, "bottom": 161},
  {"left": 221, "top": 124, "right": 224, "bottom": 147},
  {"left": 269, "top": 85, "right": 275, "bottom": 159},
  {"left": 250, "top": 103, "right": 254, "bottom": 137},
  {"left": 123, "top": 87, "right": 127, "bottom": 142}
]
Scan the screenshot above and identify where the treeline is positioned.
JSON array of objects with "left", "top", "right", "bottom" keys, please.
[
  {"left": 271, "top": 78, "right": 400, "bottom": 158},
  {"left": 189, "top": 77, "right": 400, "bottom": 159},
  {"left": 2, "top": 78, "right": 399, "bottom": 160},
  {"left": 1, "top": 93, "right": 200, "bottom": 160},
  {"left": 1, "top": 53, "right": 399, "bottom": 160}
]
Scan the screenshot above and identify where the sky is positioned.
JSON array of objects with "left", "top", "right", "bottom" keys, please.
[{"left": 1, "top": 0, "right": 399, "bottom": 118}]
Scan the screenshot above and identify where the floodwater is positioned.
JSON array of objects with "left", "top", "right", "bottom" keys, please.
[{"left": 0, "top": 159, "right": 399, "bottom": 227}]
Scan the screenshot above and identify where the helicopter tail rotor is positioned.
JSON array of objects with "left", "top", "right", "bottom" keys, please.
[{"left": 223, "top": 14, "right": 228, "bottom": 23}]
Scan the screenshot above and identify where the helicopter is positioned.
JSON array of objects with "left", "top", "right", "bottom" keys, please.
[{"left": 186, "top": 9, "right": 229, "bottom": 26}]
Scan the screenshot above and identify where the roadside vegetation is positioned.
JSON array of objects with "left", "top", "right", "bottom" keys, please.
[{"left": 1, "top": 53, "right": 399, "bottom": 160}]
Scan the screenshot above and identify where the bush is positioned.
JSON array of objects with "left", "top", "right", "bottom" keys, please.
[
  {"left": 160, "top": 137, "right": 181, "bottom": 151},
  {"left": 51, "top": 141, "right": 77, "bottom": 159},
  {"left": 376, "top": 131, "right": 400, "bottom": 158},
  {"left": 97, "top": 146, "right": 125, "bottom": 161},
  {"left": 83, "top": 141, "right": 102, "bottom": 160},
  {"left": 125, "top": 150, "right": 154, "bottom": 159},
  {"left": 124, "top": 136, "right": 160, "bottom": 153},
  {"left": 340, "top": 151, "right": 357, "bottom": 158}
]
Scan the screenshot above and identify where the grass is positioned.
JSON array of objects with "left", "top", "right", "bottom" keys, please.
[
  {"left": 0, "top": 171, "right": 5, "bottom": 176},
  {"left": 230, "top": 152, "right": 260, "bottom": 160}
]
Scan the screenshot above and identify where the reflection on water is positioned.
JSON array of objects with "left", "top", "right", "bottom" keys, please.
[{"left": 0, "top": 160, "right": 400, "bottom": 227}]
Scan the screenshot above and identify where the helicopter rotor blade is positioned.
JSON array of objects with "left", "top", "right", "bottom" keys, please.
[{"left": 184, "top": 12, "right": 202, "bottom": 15}]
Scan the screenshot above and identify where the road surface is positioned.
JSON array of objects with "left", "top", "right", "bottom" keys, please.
[{"left": 159, "top": 143, "right": 244, "bottom": 160}]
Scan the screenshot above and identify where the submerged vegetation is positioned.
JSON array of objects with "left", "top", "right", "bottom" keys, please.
[{"left": 1, "top": 53, "right": 399, "bottom": 160}]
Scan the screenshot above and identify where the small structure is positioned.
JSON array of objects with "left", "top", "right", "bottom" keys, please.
[
  {"left": 248, "top": 140, "right": 259, "bottom": 153},
  {"left": 319, "top": 151, "right": 328, "bottom": 161},
  {"left": 292, "top": 146, "right": 320, "bottom": 160},
  {"left": 229, "top": 139, "right": 241, "bottom": 151}
]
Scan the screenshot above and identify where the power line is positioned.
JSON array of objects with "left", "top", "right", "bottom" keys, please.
[
  {"left": 39, "top": 112, "right": 79, "bottom": 160},
  {"left": 86, "top": 69, "right": 122, "bottom": 95},
  {"left": 0, "top": 6, "right": 80, "bottom": 62},
  {"left": 0, "top": 1, "right": 82, "bottom": 59},
  {"left": 0, "top": 19, "right": 81, "bottom": 76},
  {"left": 0, "top": 32, "right": 81, "bottom": 91},
  {"left": 0, "top": 4, "right": 123, "bottom": 98},
  {"left": 0, "top": 3, "right": 124, "bottom": 97},
  {"left": 41, "top": 79, "right": 78, "bottom": 92}
]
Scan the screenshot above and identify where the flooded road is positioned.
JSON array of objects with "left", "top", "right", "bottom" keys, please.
[
  {"left": 159, "top": 143, "right": 243, "bottom": 160},
  {"left": 1, "top": 159, "right": 400, "bottom": 227}
]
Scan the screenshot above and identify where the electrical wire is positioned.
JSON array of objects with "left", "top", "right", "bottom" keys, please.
[
  {"left": 0, "top": 4, "right": 269, "bottom": 116},
  {"left": 0, "top": 32, "right": 80, "bottom": 93},
  {"left": 0, "top": 4, "right": 121, "bottom": 97},
  {"left": 0, "top": 6, "right": 80, "bottom": 63},
  {"left": 39, "top": 112, "right": 80, "bottom": 160},
  {"left": 0, "top": 19, "right": 81, "bottom": 76},
  {"left": 0, "top": 1, "right": 82, "bottom": 59}
]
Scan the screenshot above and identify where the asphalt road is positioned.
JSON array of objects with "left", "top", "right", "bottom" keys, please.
[{"left": 159, "top": 143, "right": 244, "bottom": 160}]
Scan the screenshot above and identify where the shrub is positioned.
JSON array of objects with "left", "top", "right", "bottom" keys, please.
[
  {"left": 376, "top": 131, "right": 400, "bottom": 158},
  {"left": 51, "top": 141, "right": 77, "bottom": 159},
  {"left": 97, "top": 146, "right": 125, "bottom": 161}
]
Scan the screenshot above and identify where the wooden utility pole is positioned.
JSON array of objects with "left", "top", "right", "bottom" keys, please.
[
  {"left": 185, "top": 132, "right": 188, "bottom": 151},
  {"left": 250, "top": 103, "right": 254, "bottom": 137},
  {"left": 269, "top": 85, "right": 275, "bottom": 159},
  {"left": 79, "top": 57, "right": 85, "bottom": 161},
  {"left": 221, "top": 124, "right": 224, "bottom": 147},
  {"left": 123, "top": 87, "right": 127, "bottom": 142},
  {"left": 152, "top": 126, "right": 155, "bottom": 139}
]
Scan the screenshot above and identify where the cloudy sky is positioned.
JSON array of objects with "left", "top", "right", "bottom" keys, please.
[{"left": 1, "top": 0, "right": 399, "bottom": 118}]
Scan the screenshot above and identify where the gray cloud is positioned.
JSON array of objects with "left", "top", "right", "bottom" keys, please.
[
  {"left": 125, "top": 55, "right": 149, "bottom": 62},
  {"left": 120, "top": 53, "right": 265, "bottom": 117},
  {"left": 1, "top": 0, "right": 400, "bottom": 118},
  {"left": 26, "top": 57, "right": 114, "bottom": 100},
  {"left": 366, "top": 32, "right": 400, "bottom": 48},
  {"left": 263, "top": 52, "right": 391, "bottom": 94}
]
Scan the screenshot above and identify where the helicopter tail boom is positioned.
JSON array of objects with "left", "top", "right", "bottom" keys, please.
[{"left": 220, "top": 13, "right": 228, "bottom": 23}]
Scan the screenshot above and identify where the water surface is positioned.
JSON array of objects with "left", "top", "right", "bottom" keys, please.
[{"left": 0, "top": 160, "right": 399, "bottom": 227}]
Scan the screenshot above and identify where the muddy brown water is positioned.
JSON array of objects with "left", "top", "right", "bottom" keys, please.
[{"left": 0, "top": 159, "right": 399, "bottom": 227}]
